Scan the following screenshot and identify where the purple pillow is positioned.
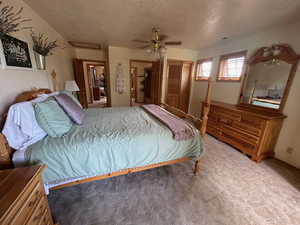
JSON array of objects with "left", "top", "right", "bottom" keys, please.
[{"left": 54, "top": 94, "right": 85, "bottom": 124}]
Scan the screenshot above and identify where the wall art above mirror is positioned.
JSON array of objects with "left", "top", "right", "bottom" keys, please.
[{"left": 239, "top": 44, "right": 299, "bottom": 112}]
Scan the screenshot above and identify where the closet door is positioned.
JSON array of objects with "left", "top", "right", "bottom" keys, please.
[
  {"left": 166, "top": 63, "right": 183, "bottom": 108},
  {"left": 152, "top": 60, "right": 163, "bottom": 105},
  {"left": 179, "top": 63, "right": 192, "bottom": 113}
]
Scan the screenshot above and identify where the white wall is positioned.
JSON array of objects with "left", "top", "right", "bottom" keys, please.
[
  {"left": 189, "top": 21, "right": 300, "bottom": 168},
  {"left": 0, "top": 0, "right": 75, "bottom": 115},
  {"left": 108, "top": 46, "right": 156, "bottom": 107},
  {"left": 108, "top": 46, "right": 200, "bottom": 107},
  {"left": 75, "top": 48, "right": 106, "bottom": 61}
]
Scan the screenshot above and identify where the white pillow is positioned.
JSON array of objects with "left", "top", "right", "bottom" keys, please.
[{"left": 2, "top": 101, "right": 47, "bottom": 150}]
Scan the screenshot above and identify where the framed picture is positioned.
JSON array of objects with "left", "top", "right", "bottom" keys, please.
[{"left": 0, "top": 34, "right": 32, "bottom": 70}]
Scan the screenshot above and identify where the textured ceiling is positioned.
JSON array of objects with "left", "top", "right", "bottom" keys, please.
[{"left": 24, "top": 0, "right": 300, "bottom": 50}]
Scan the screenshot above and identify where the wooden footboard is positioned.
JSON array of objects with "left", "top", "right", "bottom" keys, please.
[{"left": 160, "top": 79, "right": 212, "bottom": 137}]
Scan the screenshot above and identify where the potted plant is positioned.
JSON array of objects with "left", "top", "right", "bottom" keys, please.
[
  {"left": 0, "top": 1, "right": 31, "bottom": 38},
  {"left": 31, "top": 31, "right": 59, "bottom": 70}
]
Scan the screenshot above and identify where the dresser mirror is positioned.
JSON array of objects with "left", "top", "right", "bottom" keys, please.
[{"left": 239, "top": 44, "right": 299, "bottom": 112}]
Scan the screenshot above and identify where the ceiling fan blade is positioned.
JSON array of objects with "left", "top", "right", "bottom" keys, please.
[
  {"left": 159, "top": 34, "right": 168, "bottom": 41},
  {"left": 165, "top": 41, "right": 182, "bottom": 45},
  {"left": 132, "top": 39, "right": 150, "bottom": 43},
  {"left": 137, "top": 44, "right": 152, "bottom": 49}
]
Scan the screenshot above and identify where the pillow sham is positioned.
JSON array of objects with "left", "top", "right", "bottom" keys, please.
[
  {"left": 54, "top": 94, "right": 85, "bottom": 124},
  {"left": 34, "top": 97, "right": 73, "bottom": 137},
  {"left": 2, "top": 101, "right": 47, "bottom": 150},
  {"left": 60, "top": 91, "right": 82, "bottom": 108}
]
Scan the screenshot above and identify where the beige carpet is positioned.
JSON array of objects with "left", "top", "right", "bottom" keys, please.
[{"left": 48, "top": 135, "right": 300, "bottom": 225}]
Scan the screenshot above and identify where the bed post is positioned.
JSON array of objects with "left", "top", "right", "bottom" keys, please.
[
  {"left": 194, "top": 78, "right": 212, "bottom": 175},
  {"left": 200, "top": 78, "right": 212, "bottom": 137},
  {"left": 0, "top": 134, "right": 13, "bottom": 169}
]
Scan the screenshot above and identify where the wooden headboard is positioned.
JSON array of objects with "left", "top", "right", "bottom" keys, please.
[{"left": 0, "top": 88, "right": 51, "bottom": 169}]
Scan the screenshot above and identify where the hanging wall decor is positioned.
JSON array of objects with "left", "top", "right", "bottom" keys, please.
[
  {"left": 0, "top": 34, "right": 32, "bottom": 69},
  {"left": 115, "top": 63, "right": 125, "bottom": 94},
  {"left": 31, "top": 31, "right": 59, "bottom": 70}
]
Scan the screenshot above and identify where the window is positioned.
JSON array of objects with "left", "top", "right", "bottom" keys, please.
[
  {"left": 195, "top": 58, "right": 213, "bottom": 81},
  {"left": 217, "top": 51, "right": 247, "bottom": 81}
]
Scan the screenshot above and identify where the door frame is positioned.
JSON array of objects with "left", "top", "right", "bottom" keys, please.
[
  {"left": 129, "top": 59, "right": 155, "bottom": 106},
  {"left": 73, "top": 58, "right": 111, "bottom": 107}
]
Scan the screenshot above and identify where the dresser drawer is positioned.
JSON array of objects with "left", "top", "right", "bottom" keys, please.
[
  {"left": 232, "top": 121, "right": 262, "bottom": 137},
  {"left": 207, "top": 124, "right": 219, "bottom": 137},
  {"left": 2, "top": 178, "right": 42, "bottom": 225},
  {"left": 214, "top": 106, "right": 241, "bottom": 121},
  {"left": 208, "top": 113, "right": 218, "bottom": 123},
  {"left": 10, "top": 182, "right": 44, "bottom": 225},
  {"left": 241, "top": 113, "right": 265, "bottom": 129},
  {"left": 25, "top": 196, "right": 48, "bottom": 225},
  {"left": 223, "top": 125, "right": 259, "bottom": 145},
  {"left": 220, "top": 127, "right": 258, "bottom": 154}
]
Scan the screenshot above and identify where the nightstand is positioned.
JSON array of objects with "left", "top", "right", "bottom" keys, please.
[{"left": 0, "top": 165, "right": 57, "bottom": 225}]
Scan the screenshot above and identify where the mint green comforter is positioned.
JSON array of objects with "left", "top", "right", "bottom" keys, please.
[{"left": 26, "top": 107, "right": 204, "bottom": 183}]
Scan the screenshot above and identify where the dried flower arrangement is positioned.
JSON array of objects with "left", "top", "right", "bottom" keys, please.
[
  {"left": 31, "top": 31, "right": 59, "bottom": 56},
  {"left": 0, "top": 1, "right": 31, "bottom": 37}
]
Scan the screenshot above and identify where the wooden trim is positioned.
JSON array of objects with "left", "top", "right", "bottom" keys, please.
[
  {"left": 216, "top": 50, "right": 247, "bottom": 82},
  {"left": 50, "top": 157, "right": 192, "bottom": 190},
  {"left": 104, "top": 47, "right": 112, "bottom": 107},
  {"left": 75, "top": 59, "right": 106, "bottom": 64},
  {"left": 279, "top": 60, "right": 299, "bottom": 111},
  {"left": 74, "top": 58, "right": 111, "bottom": 108},
  {"left": 167, "top": 59, "right": 194, "bottom": 64},
  {"left": 68, "top": 41, "right": 102, "bottom": 50},
  {"left": 195, "top": 57, "right": 213, "bottom": 81},
  {"left": 239, "top": 44, "right": 300, "bottom": 113}
]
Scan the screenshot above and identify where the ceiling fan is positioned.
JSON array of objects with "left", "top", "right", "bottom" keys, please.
[{"left": 132, "top": 28, "right": 182, "bottom": 54}]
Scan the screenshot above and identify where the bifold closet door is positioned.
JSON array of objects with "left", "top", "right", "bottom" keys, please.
[
  {"left": 180, "top": 63, "right": 192, "bottom": 113},
  {"left": 166, "top": 63, "right": 183, "bottom": 108}
]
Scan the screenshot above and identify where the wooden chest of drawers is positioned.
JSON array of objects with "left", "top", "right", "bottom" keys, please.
[
  {"left": 204, "top": 101, "right": 286, "bottom": 162},
  {"left": 0, "top": 165, "right": 56, "bottom": 225}
]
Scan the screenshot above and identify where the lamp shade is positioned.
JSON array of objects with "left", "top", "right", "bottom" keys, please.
[{"left": 65, "top": 80, "right": 80, "bottom": 92}]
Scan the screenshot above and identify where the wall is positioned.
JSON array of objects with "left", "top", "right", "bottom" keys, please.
[
  {"left": 189, "top": 21, "right": 300, "bottom": 168},
  {"left": 0, "top": 0, "right": 75, "bottom": 115},
  {"left": 108, "top": 46, "right": 156, "bottom": 107},
  {"left": 108, "top": 46, "right": 200, "bottom": 107},
  {"left": 75, "top": 48, "right": 106, "bottom": 61}
]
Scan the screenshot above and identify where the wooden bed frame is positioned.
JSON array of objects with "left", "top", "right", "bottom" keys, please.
[{"left": 0, "top": 80, "right": 212, "bottom": 190}]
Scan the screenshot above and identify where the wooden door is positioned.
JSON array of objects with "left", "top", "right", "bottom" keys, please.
[
  {"left": 73, "top": 59, "right": 88, "bottom": 108},
  {"left": 180, "top": 63, "right": 192, "bottom": 112},
  {"left": 151, "top": 60, "right": 163, "bottom": 105},
  {"left": 166, "top": 63, "right": 183, "bottom": 108}
]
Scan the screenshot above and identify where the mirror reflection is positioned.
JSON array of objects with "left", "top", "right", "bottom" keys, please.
[{"left": 243, "top": 60, "right": 291, "bottom": 109}]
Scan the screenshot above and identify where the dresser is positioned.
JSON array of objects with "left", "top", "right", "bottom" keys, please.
[
  {"left": 0, "top": 165, "right": 56, "bottom": 225},
  {"left": 204, "top": 101, "right": 286, "bottom": 162}
]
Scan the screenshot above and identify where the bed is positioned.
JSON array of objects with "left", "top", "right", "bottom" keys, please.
[{"left": 0, "top": 81, "right": 212, "bottom": 191}]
